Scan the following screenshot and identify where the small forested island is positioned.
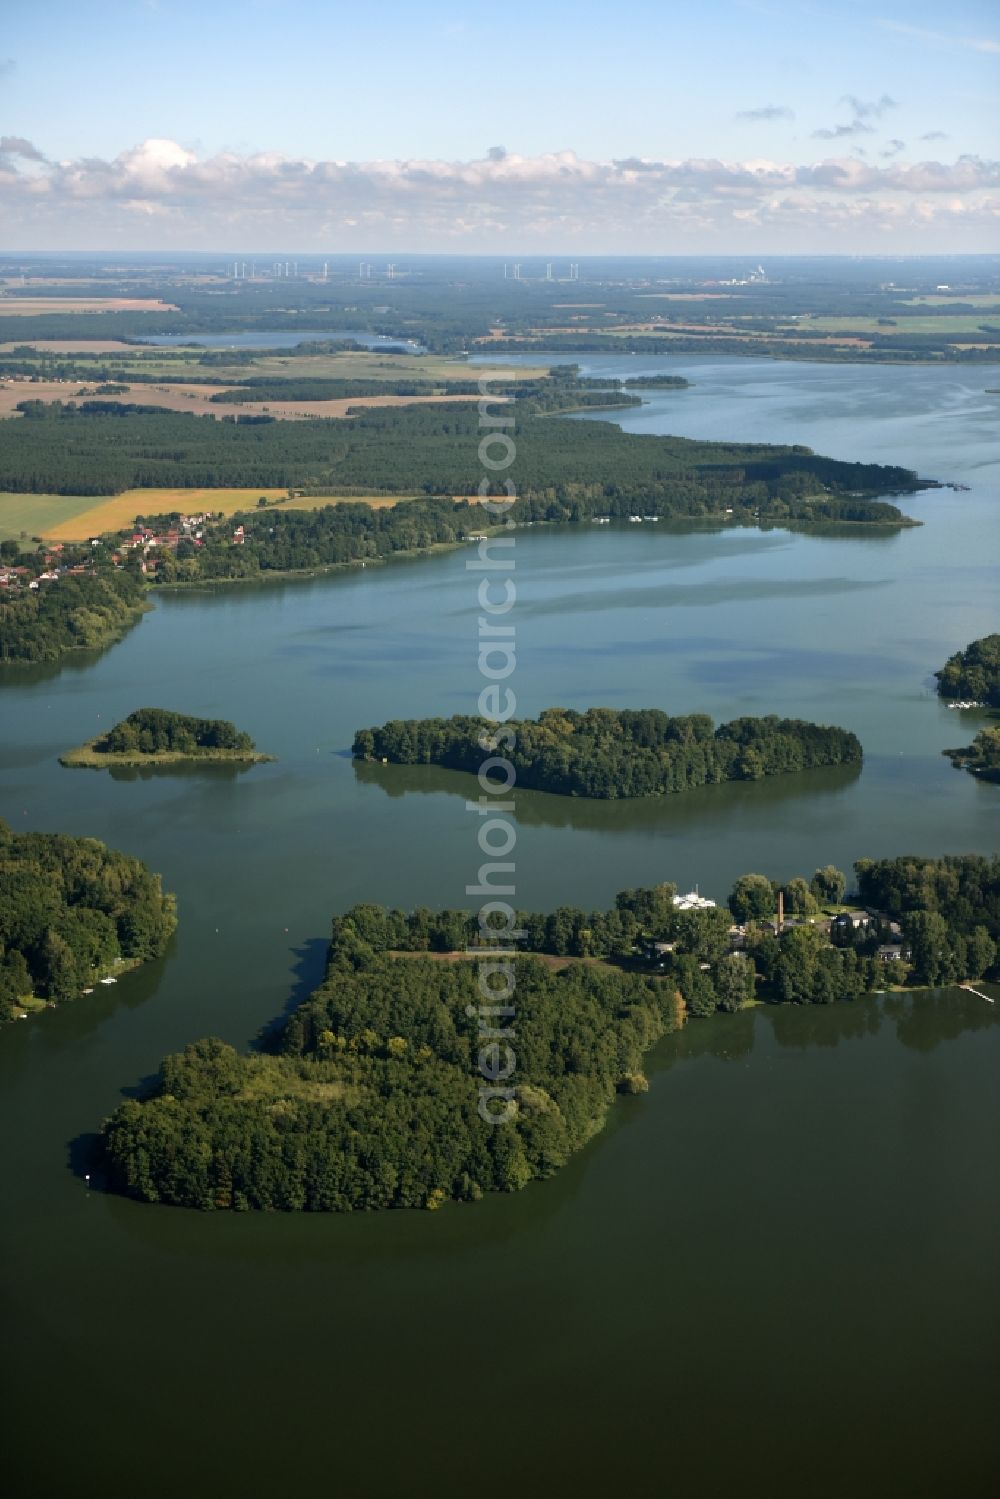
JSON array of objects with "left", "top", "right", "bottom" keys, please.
[
  {"left": 0, "top": 821, "right": 176, "bottom": 1024},
  {"left": 935, "top": 634, "right": 1000, "bottom": 707},
  {"left": 353, "top": 707, "right": 862, "bottom": 798},
  {"left": 945, "top": 726, "right": 1000, "bottom": 781},
  {"left": 98, "top": 853, "right": 999, "bottom": 1212},
  {"left": 60, "top": 707, "right": 272, "bottom": 767},
  {"left": 623, "top": 375, "right": 691, "bottom": 389}
]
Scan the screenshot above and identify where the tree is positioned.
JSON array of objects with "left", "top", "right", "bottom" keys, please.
[
  {"left": 810, "top": 865, "right": 847, "bottom": 906},
  {"left": 782, "top": 877, "right": 818, "bottom": 917},
  {"left": 905, "top": 911, "right": 952, "bottom": 987},
  {"left": 37, "top": 928, "right": 78, "bottom": 1001},
  {"left": 729, "top": 874, "right": 775, "bottom": 924},
  {"left": 674, "top": 956, "right": 718, "bottom": 1018},
  {"left": 715, "top": 952, "right": 756, "bottom": 1012},
  {"left": 966, "top": 926, "right": 997, "bottom": 980}
]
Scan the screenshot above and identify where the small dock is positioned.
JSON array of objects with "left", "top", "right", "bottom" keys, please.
[{"left": 960, "top": 983, "right": 995, "bottom": 1004}]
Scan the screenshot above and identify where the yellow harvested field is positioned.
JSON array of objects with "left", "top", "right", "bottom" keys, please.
[
  {"left": 204, "top": 391, "right": 492, "bottom": 420},
  {"left": 0, "top": 380, "right": 496, "bottom": 421},
  {"left": 0, "top": 339, "right": 138, "bottom": 353},
  {"left": 0, "top": 297, "right": 179, "bottom": 314},
  {"left": 40, "top": 490, "right": 410, "bottom": 541},
  {"left": 0, "top": 380, "right": 127, "bottom": 413}
]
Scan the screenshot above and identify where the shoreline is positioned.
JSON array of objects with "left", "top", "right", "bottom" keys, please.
[{"left": 60, "top": 740, "right": 275, "bottom": 768}]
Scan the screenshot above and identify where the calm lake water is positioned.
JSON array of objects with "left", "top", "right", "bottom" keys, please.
[{"left": 2, "top": 356, "right": 999, "bottom": 1496}]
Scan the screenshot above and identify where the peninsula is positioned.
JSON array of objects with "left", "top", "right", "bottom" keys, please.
[
  {"left": 945, "top": 727, "right": 1000, "bottom": 782},
  {"left": 0, "top": 821, "right": 176, "bottom": 1024},
  {"left": 935, "top": 633, "right": 1000, "bottom": 708},
  {"left": 98, "top": 853, "right": 999, "bottom": 1212}
]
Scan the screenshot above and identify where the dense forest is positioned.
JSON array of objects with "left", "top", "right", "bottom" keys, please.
[
  {"left": 855, "top": 855, "right": 1000, "bottom": 987},
  {"left": 98, "top": 851, "right": 999, "bottom": 1211},
  {"left": 935, "top": 634, "right": 1000, "bottom": 706},
  {"left": 210, "top": 376, "right": 481, "bottom": 402},
  {"left": 100, "top": 935, "right": 686, "bottom": 1211},
  {"left": 0, "top": 821, "right": 177, "bottom": 1023},
  {"left": 207, "top": 369, "right": 638, "bottom": 415},
  {"left": 353, "top": 708, "right": 863, "bottom": 797},
  {"left": 61, "top": 707, "right": 264, "bottom": 764},
  {"left": 0, "top": 402, "right": 920, "bottom": 521},
  {"left": 0, "top": 568, "right": 147, "bottom": 664}
]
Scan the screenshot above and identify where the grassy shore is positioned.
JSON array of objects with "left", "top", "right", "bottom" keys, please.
[{"left": 60, "top": 741, "right": 275, "bottom": 769}]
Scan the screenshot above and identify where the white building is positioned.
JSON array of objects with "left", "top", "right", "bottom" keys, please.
[{"left": 673, "top": 890, "right": 717, "bottom": 911}]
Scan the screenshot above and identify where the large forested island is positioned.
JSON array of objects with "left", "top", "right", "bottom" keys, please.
[
  {"left": 0, "top": 821, "right": 177, "bottom": 1024},
  {"left": 353, "top": 708, "right": 863, "bottom": 797},
  {"left": 935, "top": 634, "right": 1000, "bottom": 707},
  {"left": 60, "top": 707, "right": 272, "bottom": 767},
  {"left": 98, "top": 853, "right": 999, "bottom": 1212}
]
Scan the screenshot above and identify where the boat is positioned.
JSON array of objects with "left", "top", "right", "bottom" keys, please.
[{"left": 99, "top": 976, "right": 117, "bottom": 986}]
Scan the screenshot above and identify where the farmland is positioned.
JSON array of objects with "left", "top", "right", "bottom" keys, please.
[
  {"left": 0, "top": 297, "right": 179, "bottom": 314},
  {"left": 0, "top": 380, "right": 494, "bottom": 422},
  {"left": 10, "top": 488, "right": 409, "bottom": 542}
]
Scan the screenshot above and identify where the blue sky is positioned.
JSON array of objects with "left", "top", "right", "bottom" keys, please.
[{"left": 0, "top": 0, "right": 997, "bottom": 250}]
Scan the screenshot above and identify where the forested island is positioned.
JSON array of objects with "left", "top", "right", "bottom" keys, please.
[
  {"left": 623, "top": 375, "right": 691, "bottom": 389},
  {"left": 935, "top": 634, "right": 1000, "bottom": 707},
  {"left": 98, "top": 853, "right": 999, "bottom": 1212},
  {"left": 60, "top": 707, "right": 272, "bottom": 767},
  {"left": 353, "top": 708, "right": 863, "bottom": 797},
  {"left": 0, "top": 821, "right": 177, "bottom": 1024}
]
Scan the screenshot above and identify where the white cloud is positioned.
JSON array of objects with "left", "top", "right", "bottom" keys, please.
[
  {"left": 841, "top": 94, "right": 898, "bottom": 120},
  {"left": 0, "top": 139, "right": 996, "bottom": 251},
  {"left": 878, "top": 20, "right": 1000, "bottom": 54},
  {"left": 735, "top": 105, "right": 795, "bottom": 121}
]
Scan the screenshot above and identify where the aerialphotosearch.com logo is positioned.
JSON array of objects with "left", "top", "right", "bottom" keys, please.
[{"left": 466, "top": 374, "right": 521, "bottom": 1126}]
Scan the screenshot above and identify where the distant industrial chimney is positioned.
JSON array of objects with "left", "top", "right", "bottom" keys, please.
[{"left": 777, "top": 890, "right": 784, "bottom": 930}]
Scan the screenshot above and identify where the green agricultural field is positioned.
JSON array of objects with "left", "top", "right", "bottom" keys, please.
[
  {"left": 792, "top": 314, "right": 1000, "bottom": 336},
  {"left": 902, "top": 294, "right": 1000, "bottom": 308},
  {"left": 0, "top": 492, "right": 101, "bottom": 542},
  {"left": 0, "top": 346, "right": 544, "bottom": 387},
  {"left": 228, "top": 351, "right": 544, "bottom": 383}
]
